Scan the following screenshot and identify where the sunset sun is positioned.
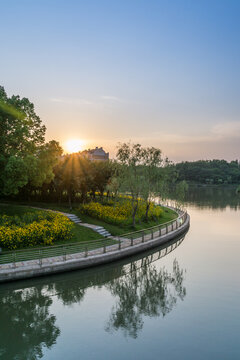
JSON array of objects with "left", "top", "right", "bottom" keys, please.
[{"left": 65, "top": 139, "right": 85, "bottom": 153}]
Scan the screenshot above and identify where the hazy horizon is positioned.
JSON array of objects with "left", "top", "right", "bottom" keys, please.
[{"left": 1, "top": 0, "right": 240, "bottom": 162}]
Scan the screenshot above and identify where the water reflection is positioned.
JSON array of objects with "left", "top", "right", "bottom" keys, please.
[
  {"left": 105, "top": 259, "right": 186, "bottom": 338},
  {"left": 0, "top": 287, "right": 60, "bottom": 360},
  {"left": 184, "top": 185, "right": 240, "bottom": 210},
  {"left": 0, "top": 234, "right": 187, "bottom": 358}
]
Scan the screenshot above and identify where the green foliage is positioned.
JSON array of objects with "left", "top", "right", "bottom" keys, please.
[
  {"left": 175, "top": 180, "right": 189, "bottom": 207},
  {"left": 0, "top": 211, "right": 73, "bottom": 249},
  {"left": 2, "top": 156, "right": 29, "bottom": 194},
  {"left": 0, "top": 87, "right": 176, "bottom": 219},
  {"left": 116, "top": 143, "right": 148, "bottom": 226},
  {"left": 49, "top": 153, "right": 115, "bottom": 208},
  {"left": 175, "top": 160, "right": 240, "bottom": 185},
  {"left": 0, "top": 86, "right": 62, "bottom": 196},
  {"left": 116, "top": 143, "right": 175, "bottom": 225},
  {"left": 141, "top": 147, "right": 162, "bottom": 200},
  {"left": 79, "top": 198, "right": 163, "bottom": 225}
]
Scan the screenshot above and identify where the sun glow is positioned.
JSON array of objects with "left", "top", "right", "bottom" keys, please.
[{"left": 65, "top": 139, "right": 85, "bottom": 153}]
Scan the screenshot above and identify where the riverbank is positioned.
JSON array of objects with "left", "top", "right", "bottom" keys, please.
[
  {"left": 0, "top": 201, "right": 178, "bottom": 243},
  {"left": 0, "top": 209, "right": 189, "bottom": 283}
]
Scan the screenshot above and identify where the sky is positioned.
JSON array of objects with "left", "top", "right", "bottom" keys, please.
[{"left": 1, "top": 0, "right": 240, "bottom": 161}]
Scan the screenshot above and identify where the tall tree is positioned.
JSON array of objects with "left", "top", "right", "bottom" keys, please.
[
  {"left": 141, "top": 147, "right": 163, "bottom": 221},
  {"left": 91, "top": 160, "right": 114, "bottom": 199},
  {"left": 0, "top": 86, "right": 62, "bottom": 195},
  {"left": 116, "top": 143, "right": 145, "bottom": 227}
]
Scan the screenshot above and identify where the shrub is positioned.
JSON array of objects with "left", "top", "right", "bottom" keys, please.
[
  {"left": 79, "top": 199, "right": 163, "bottom": 225},
  {"left": 0, "top": 211, "right": 73, "bottom": 250}
]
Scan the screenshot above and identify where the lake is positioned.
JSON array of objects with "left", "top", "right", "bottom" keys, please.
[{"left": 0, "top": 186, "right": 239, "bottom": 360}]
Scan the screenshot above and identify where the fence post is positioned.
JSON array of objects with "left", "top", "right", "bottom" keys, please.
[
  {"left": 151, "top": 230, "right": 153, "bottom": 239},
  {"left": 118, "top": 240, "right": 121, "bottom": 250},
  {"left": 85, "top": 247, "right": 88, "bottom": 257},
  {"left": 159, "top": 227, "right": 161, "bottom": 237},
  {"left": 166, "top": 224, "right": 168, "bottom": 234},
  {"left": 39, "top": 249, "right": 42, "bottom": 266},
  {"left": 63, "top": 246, "right": 66, "bottom": 261},
  {"left": 142, "top": 231, "right": 144, "bottom": 243},
  {"left": 171, "top": 222, "right": 174, "bottom": 231},
  {"left": 13, "top": 251, "right": 16, "bottom": 268},
  {"left": 103, "top": 243, "right": 106, "bottom": 253},
  {"left": 131, "top": 237, "right": 133, "bottom": 246}
]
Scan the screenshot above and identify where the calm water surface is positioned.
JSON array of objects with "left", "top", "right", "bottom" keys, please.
[{"left": 0, "top": 187, "right": 240, "bottom": 360}]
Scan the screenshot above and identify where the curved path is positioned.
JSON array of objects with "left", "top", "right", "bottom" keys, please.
[
  {"left": 0, "top": 210, "right": 190, "bottom": 283},
  {"left": 28, "top": 206, "right": 112, "bottom": 237}
]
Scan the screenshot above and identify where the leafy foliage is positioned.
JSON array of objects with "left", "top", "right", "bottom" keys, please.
[
  {"left": 79, "top": 198, "right": 163, "bottom": 225},
  {"left": 48, "top": 153, "right": 115, "bottom": 208},
  {"left": 116, "top": 143, "right": 171, "bottom": 225},
  {"left": 0, "top": 211, "right": 73, "bottom": 249},
  {"left": 0, "top": 86, "right": 62, "bottom": 195},
  {"left": 175, "top": 160, "right": 240, "bottom": 184}
]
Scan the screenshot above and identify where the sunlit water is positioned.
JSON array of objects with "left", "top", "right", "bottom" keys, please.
[{"left": 0, "top": 186, "right": 240, "bottom": 360}]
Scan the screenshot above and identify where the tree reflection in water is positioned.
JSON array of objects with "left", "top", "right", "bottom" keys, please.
[
  {"left": 0, "top": 235, "right": 187, "bottom": 357},
  {"left": 49, "top": 283, "right": 86, "bottom": 306},
  {"left": 105, "top": 259, "right": 186, "bottom": 338},
  {"left": 0, "top": 286, "right": 60, "bottom": 360}
]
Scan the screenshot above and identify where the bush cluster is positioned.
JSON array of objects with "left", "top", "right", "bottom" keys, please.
[
  {"left": 79, "top": 199, "right": 163, "bottom": 225},
  {"left": 0, "top": 211, "right": 73, "bottom": 250}
]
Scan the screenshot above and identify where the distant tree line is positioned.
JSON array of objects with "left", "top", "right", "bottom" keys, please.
[{"left": 175, "top": 160, "right": 240, "bottom": 185}]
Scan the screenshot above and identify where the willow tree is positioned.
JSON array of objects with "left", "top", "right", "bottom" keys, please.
[
  {"left": 117, "top": 143, "right": 169, "bottom": 224},
  {"left": 141, "top": 147, "right": 163, "bottom": 221},
  {"left": 116, "top": 143, "right": 145, "bottom": 227}
]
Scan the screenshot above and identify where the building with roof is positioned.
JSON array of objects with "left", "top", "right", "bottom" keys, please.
[{"left": 83, "top": 147, "right": 109, "bottom": 161}]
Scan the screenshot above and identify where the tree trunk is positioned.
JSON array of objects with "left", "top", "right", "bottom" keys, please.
[
  {"left": 132, "top": 203, "right": 138, "bottom": 227},
  {"left": 145, "top": 202, "right": 150, "bottom": 222},
  {"left": 68, "top": 190, "right": 72, "bottom": 210}
]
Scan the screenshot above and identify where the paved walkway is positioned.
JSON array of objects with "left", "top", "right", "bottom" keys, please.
[
  {"left": 61, "top": 212, "right": 111, "bottom": 237},
  {"left": 0, "top": 218, "right": 181, "bottom": 271},
  {"left": 29, "top": 206, "right": 112, "bottom": 237}
]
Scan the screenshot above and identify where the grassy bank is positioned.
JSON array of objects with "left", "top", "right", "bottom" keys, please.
[
  {"left": 0, "top": 204, "right": 104, "bottom": 251},
  {"left": 74, "top": 206, "right": 177, "bottom": 236},
  {"left": 0, "top": 201, "right": 178, "bottom": 237},
  {"left": 0, "top": 201, "right": 178, "bottom": 264}
]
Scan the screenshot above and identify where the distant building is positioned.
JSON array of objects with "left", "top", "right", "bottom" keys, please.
[{"left": 83, "top": 147, "right": 109, "bottom": 161}]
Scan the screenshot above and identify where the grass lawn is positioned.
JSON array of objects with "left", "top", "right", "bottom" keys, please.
[
  {"left": 0, "top": 203, "right": 111, "bottom": 264},
  {"left": 73, "top": 206, "right": 177, "bottom": 236},
  {"left": 0, "top": 201, "right": 178, "bottom": 236},
  {"left": 0, "top": 203, "right": 38, "bottom": 217},
  {"left": 0, "top": 201, "right": 177, "bottom": 264},
  {"left": 0, "top": 203, "right": 104, "bottom": 250}
]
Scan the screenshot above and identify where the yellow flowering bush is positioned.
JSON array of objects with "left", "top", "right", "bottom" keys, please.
[
  {"left": 79, "top": 199, "right": 163, "bottom": 225},
  {"left": 0, "top": 211, "right": 73, "bottom": 250}
]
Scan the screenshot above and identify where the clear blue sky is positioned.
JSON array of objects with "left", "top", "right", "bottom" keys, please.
[{"left": 1, "top": 0, "right": 240, "bottom": 160}]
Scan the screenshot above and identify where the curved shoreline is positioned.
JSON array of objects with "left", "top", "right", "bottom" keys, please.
[{"left": 0, "top": 213, "right": 190, "bottom": 283}]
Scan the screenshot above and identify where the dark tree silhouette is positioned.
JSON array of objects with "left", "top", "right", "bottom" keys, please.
[
  {"left": 0, "top": 286, "right": 60, "bottom": 360},
  {"left": 105, "top": 259, "right": 186, "bottom": 338}
]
